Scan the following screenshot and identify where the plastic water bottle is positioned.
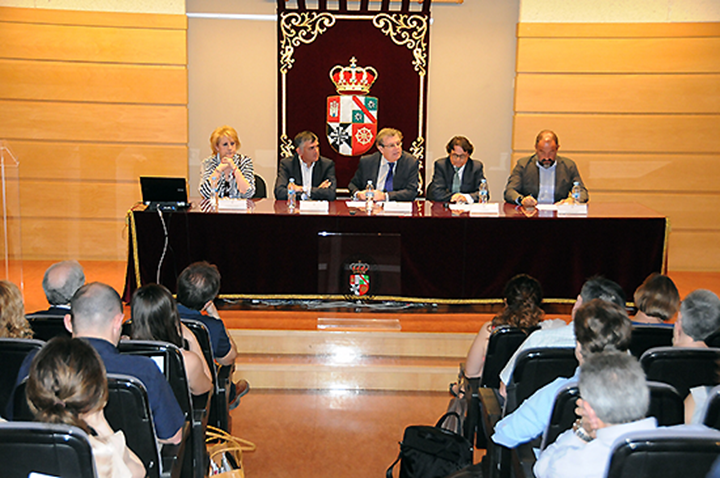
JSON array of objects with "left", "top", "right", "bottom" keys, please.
[
  {"left": 211, "top": 175, "right": 220, "bottom": 210},
  {"left": 287, "top": 178, "right": 297, "bottom": 210},
  {"left": 479, "top": 179, "right": 489, "bottom": 204},
  {"left": 571, "top": 181, "right": 581, "bottom": 205},
  {"left": 365, "top": 180, "right": 374, "bottom": 213}
]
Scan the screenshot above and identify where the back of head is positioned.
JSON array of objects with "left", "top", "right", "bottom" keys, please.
[
  {"left": 579, "top": 352, "right": 649, "bottom": 425},
  {"left": 574, "top": 299, "right": 632, "bottom": 354},
  {"left": 680, "top": 289, "right": 720, "bottom": 341},
  {"left": 0, "top": 280, "right": 31, "bottom": 339},
  {"left": 580, "top": 276, "right": 626, "bottom": 308},
  {"left": 493, "top": 274, "right": 544, "bottom": 329},
  {"left": 70, "top": 282, "right": 122, "bottom": 335},
  {"left": 131, "top": 283, "right": 183, "bottom": 347},
  {"left": 27, "top": 336, "right": 108, "bottom": 434},
  {"left": 633, "top": 273, "right": 680, "bottom": 322},
  {"left": 43, "top": 260, "right": 85, "bottom": 306},
  {"left": 176, "top": 261, "right": 221, "bottom": 311}
]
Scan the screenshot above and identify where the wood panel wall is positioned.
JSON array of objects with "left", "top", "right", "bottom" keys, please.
[
  {"left": 0, "top": 6, "right": 187, "bottom": 260},
  {"left": 513, "top": 22, "right": 720, "bottom": 271}
]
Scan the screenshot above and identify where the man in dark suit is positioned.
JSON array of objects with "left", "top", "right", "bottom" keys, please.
[
  {"left": 348, "top": 127, "right": 419, "bottom": 202},
  {"left": 427, "top": 136, "right": 486, "bottom": 203},
  {"left": 504, "top": 130, "right": 589, "bottom": 207},
  {"left": 274, "top": 130, "right": 336, "bottom": 201},
  {"left": 26, "top": 260, "right": 85, "bottom": 317}
]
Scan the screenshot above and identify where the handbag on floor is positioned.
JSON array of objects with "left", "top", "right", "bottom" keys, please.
[
  {"left": 386, "top": 412, "right": 474, "bottom": 478},
  {"left": 206, "top": 425, "right": 256, "bottom": 477}
]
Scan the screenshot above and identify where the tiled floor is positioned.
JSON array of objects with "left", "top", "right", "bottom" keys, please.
[{"left": 230, "top": 389, "right": 466, "bottom": 478}]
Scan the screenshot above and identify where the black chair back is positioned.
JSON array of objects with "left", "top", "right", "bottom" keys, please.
[
  {"left": 0, "top": 422, "right": 97, "bottom": 478},
  {"left": 252, "top": 174, "right": 267, "bottom": 199},
  {"left": 606, "top": 428, "right": 720, "bottom": 478},
  {"left": 629, "top": 326, "right": 673, "bottom": 358},
  {"left": 540, "top": 381, "right": 684, "bottom": 450},
  {"left": 704, "top": 329, "right": 720, "bottom": 348},
  {"left": 505, "top": 347, "right": 578, "bottom": 415},
  {"left": 26, "top": 315, "right": 71, "bottom": 342},
  {"left": 482, "top": 326, "right": 532, "bottom": 389},
  {"left": 702, "top": 384, "right": 720, "bottom": 430},
  {"left": 640, "top": 346, "right": 720, "bottom": 398},
  {"left": 0, "top": 338, "right": 45, "bottom": 419}
]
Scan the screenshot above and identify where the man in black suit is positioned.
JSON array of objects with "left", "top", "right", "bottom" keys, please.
[
  {"left": 27, "top": 260, "right": 85, "bottom": 317},
  {"left": 274, "top": 131, "right": 336, "bottom": 201},
  {"left": 348, "top": 127, "right": 419, "bottom": 202},
  {"left": 504, "top": 130, "right": 589, "bottom": 207},
  {"left": 427, "top": 136, "right": 487, "bottom": 203}
]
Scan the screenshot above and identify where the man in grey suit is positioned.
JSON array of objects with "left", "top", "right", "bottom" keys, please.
[
  {"left": 427, "top": 136, "right": 486, "bottom": 203},
  {"left": 348, "top": 127, "right": 419, "bottom": 202},
  {"left": 504, "top": 130, "right": 588, "bottom": 207},
  {"left": 274, "top": 130, "right": 337, "bottom": 201}
]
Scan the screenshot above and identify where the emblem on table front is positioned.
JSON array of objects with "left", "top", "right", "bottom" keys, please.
[
  {"left": 349, "top": 261, "right": 371, "bottom": 297},
  {"left": 327, "top": 57, "right": 378, "bottom": 156}
]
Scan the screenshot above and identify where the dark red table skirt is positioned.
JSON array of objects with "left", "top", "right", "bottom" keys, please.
[{"left": 124, "top": 200, "right": 667, "bottom": 303}]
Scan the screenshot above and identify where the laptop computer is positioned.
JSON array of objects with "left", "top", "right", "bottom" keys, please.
[{"left": 140, "top": 176, "right": 190, "bottom": 211}]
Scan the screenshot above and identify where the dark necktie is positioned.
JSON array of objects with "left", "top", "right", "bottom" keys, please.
[
  {"left": 451, "top": 166, "right": 461, "bottom": 194},
  {"left": 385, "top": 163, "right": 395, "bottom": 192}
]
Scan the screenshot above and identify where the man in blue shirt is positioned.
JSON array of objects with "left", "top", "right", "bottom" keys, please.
[
  {"left": 492, "top": 299, "right": 632, "bottom": 448},
  {"left": 12, "top": 282, "right": 185, "bottom": 444},
  {"left": 176, "top": 261, "right": 248, "bottom": 407}
]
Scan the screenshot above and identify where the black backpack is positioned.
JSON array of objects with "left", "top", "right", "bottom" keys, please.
[{"left": 386, "top": 413, "right": 474, "bottom": 478}]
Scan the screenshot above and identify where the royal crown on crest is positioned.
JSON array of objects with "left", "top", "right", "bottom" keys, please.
[
  {"left": 329, "top": 57, "right": 378, "bottom": 95},
  {"left": 350, "top": 261, "right": 370, "bottom": 275}
]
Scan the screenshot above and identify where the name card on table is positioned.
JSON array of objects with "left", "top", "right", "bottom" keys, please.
[
  {"left": 217, "top": 198, "right": 247, "bottom": 210},
  {"left": 382, "top": 201, "right": 413, "bottom": 214},
  {"left": 469, "top": 202, "right": 500, "bottom": 216},
  {"left": 557, "top": 204, "right": 588, "bottom": 216},
  {"left": 346, "top": 201, "right": 366, "bottom": 208},
  {"left": 299, "top": 200, "right": 329, "bottom": 212}
]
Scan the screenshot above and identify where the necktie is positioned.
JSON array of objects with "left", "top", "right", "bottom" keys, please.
[
  {"left": 385, "top": 163, "right": 395, "bottom": 192},
  {"left": 451, "top": 166, "right": 461, "bottom": 194}
]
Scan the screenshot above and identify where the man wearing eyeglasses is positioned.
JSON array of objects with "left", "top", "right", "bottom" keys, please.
[
  {"left": 427, "top": 136, "right": 487, "bottom": 203},
  {"left": 348, "top": 127, "right": 419, "bottom": 202}
]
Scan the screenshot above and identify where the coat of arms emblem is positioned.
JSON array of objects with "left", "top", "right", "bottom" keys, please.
[
  {"left": 349, "top": 261, "right": 371, "bottom": 296},
  {"left": 327, "top": 57, "right": 378, "bottom": 156}
]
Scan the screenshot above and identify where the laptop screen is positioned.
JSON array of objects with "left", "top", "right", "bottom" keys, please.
[{"left": 140, "top": 177, "right": 189, "bottom": 206}]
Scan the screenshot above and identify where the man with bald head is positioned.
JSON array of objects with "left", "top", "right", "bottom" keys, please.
[
  {"left": 504, "top": 130, "right": 588, "bottom": 207},
  {"left": 11, "top": 282, "right": 185, "bottom": 444},
  {"left": 27, "top": 260, "right": 85, "bottom": 317}
]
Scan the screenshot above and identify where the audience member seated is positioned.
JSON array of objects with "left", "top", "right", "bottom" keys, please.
[
  {"left": 27, "top": 336, "right": 145, "bottom": 478},
  {"left": 0, "top": 280, "right": 32, "bottom": 339},
  {"left": 631, "top": 273, "right": 679, "bottom": 326},
  {"left": 27, "top": 260, "right": 85, "bottom": 317},
  {"left": 492, "top": 299, "right": 632, "bottom": 448},
  {"left": 673, "top": 290, "right": 720, "bottom": 423},
  {"left": 10, "top": 282, "right": 185, "bottom": 445},
  {"left": 131, "top": 283, "right": 213, "bottom": 396},
  {"left": 534, "top": 352, "right": 655, "bottom": 478},
  {"left": 463, "top": 274, "right": 563, "bottom": 382},
  {"left": 498, "top": 277, "right": 627, "bottom": 396},
  {"left": 176, "top": 262, "right": 249, "bottom": 408}
]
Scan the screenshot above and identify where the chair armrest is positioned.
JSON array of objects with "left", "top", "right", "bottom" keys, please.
[
  {"left": 479, "top": 387, "right": 502, "bottom": 433},
  {"left": 511, "top": 442, "right": 536, "bottom": 478},
  {"left": 161, "top": 420, "right": 191, "bottom": 478}
]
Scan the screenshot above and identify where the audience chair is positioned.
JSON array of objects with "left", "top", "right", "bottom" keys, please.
[
  {"left": 640, "top": 346, "right": 720, "bottom": 399},
  {"left": 605, "top": 428, "right": 720, "bottom": 478},
  {"left": 702, "top": 384, "right": 720, "bottom": 431},
  {"left": 26, "top": 315, "right": 71, "bottom": 342},
  {"left": 105, "top": 374, "right": 186, "bottom": 478},
  {"left": 466, "top": 326, "right": 531, "bottom": 448},
  {"left": 181, "top": 318, "right": 232, "bottom": 432},
  {"left": 704, "top": 329, "right": 720, "bottom": 348},
  {"left": 629, "top": 325, "right": 673, "bottom": 358},
  {"left": 0, "top": 337, "right": 45, "bottom": 419},
  {"left": 539, "top": 381, "right": 684, "bottom": 451},
  {"left": 0, "top": 421, "right": 97, "bottom": 478},
  {"left": 118, "top": 340, "right": 208, "bottom": 478},
  {"left": 252, "top": 174, "right": 267, "bottom": 199}
]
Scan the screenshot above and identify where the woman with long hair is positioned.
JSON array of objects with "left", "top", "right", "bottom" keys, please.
[
  {"left": 131, "top": 283, "right": 213, "bottom": 396},
  {"left": 0, "top": 280, "right": 32, "bottom": 338},
  {"left": 27, "top": 336, "right": 145, "bottom": 478}
]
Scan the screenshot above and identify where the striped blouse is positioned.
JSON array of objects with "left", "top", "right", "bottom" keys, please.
[{"left": 199, "top": 153, "right": 256, "bottom": 199}]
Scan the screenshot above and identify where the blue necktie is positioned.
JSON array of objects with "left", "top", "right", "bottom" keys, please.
[{"left": 385, "top": 163, "right": 394, "bottom": 192}]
